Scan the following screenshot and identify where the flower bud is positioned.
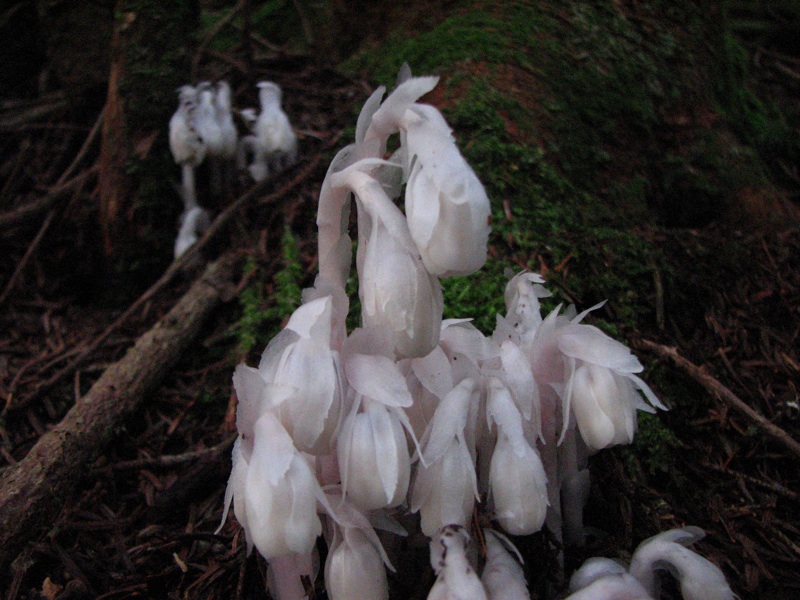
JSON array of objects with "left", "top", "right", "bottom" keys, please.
[
  {"left": 403, "top": 105, "right": 491, "bottom": 278},
  {"left": 569, "top": 363, "right": 637, "bottom": 451},
  {"left": 326, "top": 527, "right": 389, "bottom": 600},
  {"left": 629, "top": 527, "right": 736, "bottom": 600},
  {"left": 427, "top": 525, "right": 487, "bottom": 600},
  {"left": 411, "top": 379, "right": 479, "bottom": 536},
  {"left": 243, "top": 413, "right": 323, "bottom": 559},
  {"left": 334, "top": 165, "right": 443, "bottom": 358},
  {"left": 486, "top": 378, "right": 548, "bottom": 535},
  {"left": 338, "top": 398, "right": 411, "bottom": 511},
  {"left": 481, "top": 529, "right": 530, "bottom": 600}
]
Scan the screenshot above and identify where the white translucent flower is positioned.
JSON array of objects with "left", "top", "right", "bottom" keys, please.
[
  {"left": 214, "top": 80, "right": 238, "bottom": 161},
  {"left": 486, "top": 378, "right": 548, "bottom": 535},
  {"left": 173, "top": 206, "right": 210, "bottom": 259},
  {"left": 629, "top": 527, "right": 737, "bottom": 600},
  {"left": 494, "top": 271, "right": 551, "bottom": 349},
  {"left": 332, "top": 163, "right": 443, "bottom": 359},
  {"left": 558, "top": 321, "right": 667, "bottom": 451},
  {"left": 169, "top": 85, "right": 205, "bottom": 209},
  {"left": 324, "top": 494, "right": 393, "bottom": 600},
  {"left": 338, "top": 353, "right": 417, "bottom": 511},
  {"left": 234, "top": 296, "right": 345, "bottom": 455},
  {"left": 411, "top": 378, "right": 479, "bottom": 536},
  {"left": 403, "top": 104, "right": 491, "bottom": 277},
  {"left": 481, "top": 529, "right": 530, "bottom": 600},
  {"left": 221, "top": 411, "right": 323, "bottom": 559},
  {"left": 195, "top": 82, "right": 224, "bottom": 157},
  {"left": 427, "top": 525, "right": 487, "bottom": 600},
  {"left": 255, "top": 81, "right": 298, "bottom": 172},
  {"left": 568, "top": 557, "right": 628, "bottom": 592},
  {"left": 564, "top": 572, "right": 654, "bottom": 600}
]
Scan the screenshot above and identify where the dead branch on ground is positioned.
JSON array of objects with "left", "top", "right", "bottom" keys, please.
[
  {"left": 639, "top": 338, "right": 800, "bottom": 462},
  {"left": 0, "top": 251, "right": 241, "bottom": 571}
]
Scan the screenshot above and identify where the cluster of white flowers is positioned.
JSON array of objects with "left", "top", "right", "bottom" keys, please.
[
  {"left": 169, "top": 80, "right": 297, "bottom": 258},
  {"left": 217, "top": 67, "right": 733, "bottom": 599}
]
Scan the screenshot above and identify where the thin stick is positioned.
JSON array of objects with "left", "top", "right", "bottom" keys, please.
[
  {"left": 639, "top": 339, "right": 800, "bottom": 462},
  {"left": 55, "top": 110, "right": 104, "bottom": 186},
  {"left": 98, "top": 434, "right": 237, "bottom": 472},
  {"left": 0, "top": 209, "right": 57, "bottom": 307}
]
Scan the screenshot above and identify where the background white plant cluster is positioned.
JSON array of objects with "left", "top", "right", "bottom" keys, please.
[{"left": 218, "top": 67, "right": 735, "bottom": 600}]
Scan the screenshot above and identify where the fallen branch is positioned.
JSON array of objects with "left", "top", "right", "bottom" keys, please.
[
  {"left": 0, "top": 251, "right": 241, "bottom": 571},
  {"left": 639, "top": 339, "right": 800, "bottom": 462}
]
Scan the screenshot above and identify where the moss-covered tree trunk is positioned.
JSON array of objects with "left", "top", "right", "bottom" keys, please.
[{"left": 98, "top": 0, "right": 198, "bottom": 271}]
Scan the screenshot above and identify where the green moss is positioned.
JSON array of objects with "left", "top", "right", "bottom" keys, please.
[
  {"left": 231, "top": 227, "right": 303, "bottom": 357},
  {"left": 619, "top": 411, "right": 685, "bottom": 490}
]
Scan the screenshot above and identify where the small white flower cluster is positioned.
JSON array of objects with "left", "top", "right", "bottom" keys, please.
[
  {"left": 217, "top": 67, "right": 730, "bottom": 600},
  {"left": 168, "top": 80, "right": 297, "bottom": 258}
]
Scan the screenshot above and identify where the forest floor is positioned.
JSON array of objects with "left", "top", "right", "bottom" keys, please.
[{"left": 2, "top": 4, "right": 800, "bottom": 600}]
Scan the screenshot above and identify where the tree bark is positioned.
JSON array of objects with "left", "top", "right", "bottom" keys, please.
[
  {"left": 98, "top": 0, "right": 199, "bottom": 260},
  {"left": 0, "top": 251, "right": 240, "bottom": 572}
]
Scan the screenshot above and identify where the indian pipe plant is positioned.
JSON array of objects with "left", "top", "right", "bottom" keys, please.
[{"left": 217, "top": 66, "right": 737, "bottom": 600}]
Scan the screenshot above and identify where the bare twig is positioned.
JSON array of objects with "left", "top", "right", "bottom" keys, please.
[
  {"left": 98, "top": 434, "right": 236, "bottom": 472},
  {"left": 639, "top": 339, "right": 800, "bottom": 462},
  {"left": 55, "top": 110, "right": 104, "bottom": 186},
  {"left": 0, "top": 209, "right": 57, "bottom": 307}
]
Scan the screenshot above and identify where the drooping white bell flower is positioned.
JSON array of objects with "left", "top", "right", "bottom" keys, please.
[
  {"left": 229, "top": 411, "right": 324, "bottom": 559},
  {"left": 564, "top": 573, "right": 654, "bottom": 600},
  {"left": 411, "top": 378, "right": 480, "bottom": 536},
  {"left": 173, "top": 205, "right": 210, "bottom": 259},
  {"left": 568, "top": 557, "right": 629, "bottom": 593},
  {"left": 214, "top": 81, "right": 238, "bottom": 160},
  {"left": 237, "top": 296, "right": 345, "bottom": 455},
  {"left": 255, "top": 81, "right": 298, "bottom": 172},
  {"left": 403, "top": 104, "right": 491, "bottom": 277},
  {"left": 169, "top": 85, "right": 205, "bottom": 209},
  {"left": 629, "top": 527, "right": 737, "bottom": 600},
  {"left": 195, "top": 82, "right": 224, "bottom": 157},
  {"left": 481, "top": 529, "right": 530, "bottom": 600},
  {"left": 486, "top": 377, "right": 548, "bottom": 536},
  {"left": 337, "top": 352, "right": 417, "bottom": 511},
  {"left": 427, "top": 525, "right": 488, "bottom": 600},
  {"left": 558, "top": 321, "right": 667, "bottom": 451},
  {"left": 324, "top": 493, "right": 393, "bottom": 600},
  {"left": 332, "top": 162, "right": 443, "bottom": 359}
]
